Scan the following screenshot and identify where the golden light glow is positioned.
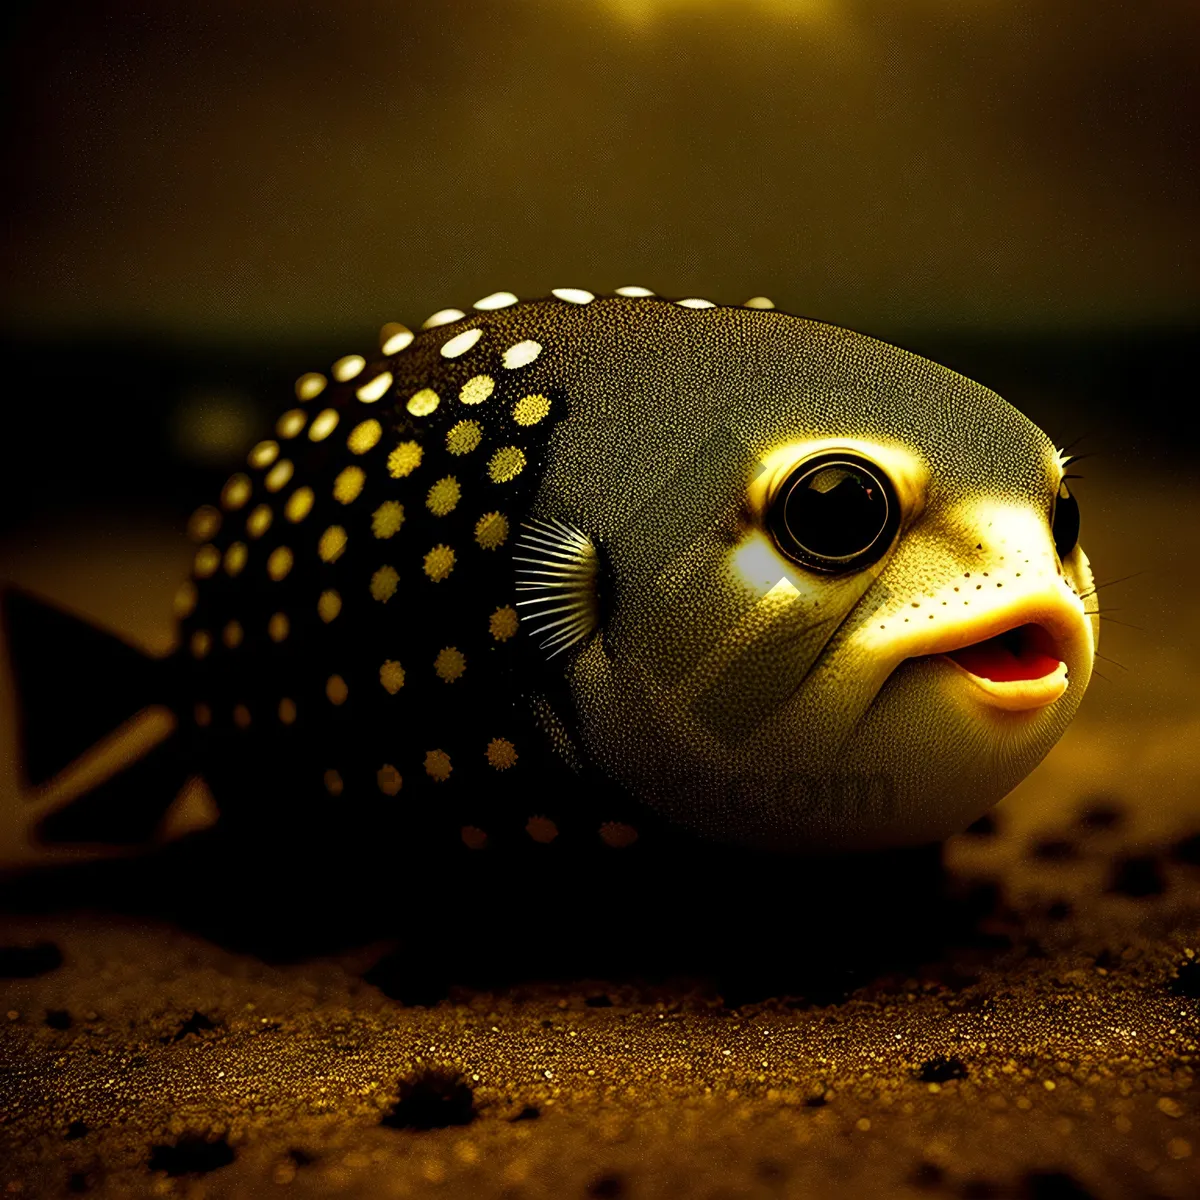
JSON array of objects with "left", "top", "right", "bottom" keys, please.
[
  {"left": 377, "top": 764, "right": 402, "bottom": 795},
  {"left": 284, "top": 487, "right": 314, "bottom": 523},
  {"left": 490, "top": 605, "right": 519, "bottom": 641},
  {"left": 222, "top": 620, "right": 243, "bottom": 649},
  {"left": 333, "top": 465, "right": 366, "bottom": 505},
  {"left": 426, "top": 475, "right": 461, "bottom": 516},
  {"left": 326, "top": 674, "right": 349, "bottom": 705},
  {"left": 513, "top": 393, "right": 551, "bottom": 425},
  {"left": 380, "top": 322, "right": 414, "bottom": 355},
  {"left": 434, "top": 646, "right": 466, "bottom": 682},
  {"left": 221, "top": 473, "right": 252, "bottom": 510},
  {"left": 332, "top": 354, "right": 365, "bottom": 382},
  {"left": 370, "top": 564, "right": 399, "bottom": 602},
  {"left": 459, "top": 374, "right": 495, "bottom": 405},
  {"left": 223, "top": 541, "right": 248, "bottom": 576},
  {"left": 318, "top": 525, "right": 348, "bottom": 563},
  {"left": 406, "top": 388, "right": 440, "bottom": 417},
  {"left": 265, "top": 460, "right": 294, "bottom": 492},
  {"left": 744, "top": 296, "right": 775, "bottom": 309},
  {"left": 317, "top": 590, "right": 342, "bottom": 623},
  {"left": 324, "top": 769, "right": 344, "bottom": 797},
  {"left": 356, "top": 371, "right": 393, "bottom": 403},
  {"left": 296, "top": 372, "right": 326, "bottom": 402},
  {"left": 424, "top": 749, "right": 452, "bottom": 781},
  {"left": 189, "top": 629, "right": 212, "bottom": 659},
  {"left": 233, "top": 704, "right": 252, "bottom": 730},
  {"left": 446, "top": 419, "right": 482, "bottom": 455},
  {"left": 440, "top": 328, "right": 483, "bottom": 359},
  {"left": 246, "top": 504, "right": 273, "bottom": 538},
  {"left": 475, "top": 511, "right": 509, "bottom": 550},
  {"left": 277, "top": 408, "right": 307, "bottom": 438},
  {"left": 502, "top": 339, "right": 542, "bottom": 369},
  {"left": 173, "top": 582, "right": 198, "bottom": 618},
  {"left": 379, "top": 660, "right": 405, "bottom": 694},
  {"left": 488, "top": 445, "right": 526, "bottom": 482},
  {"left": 423, "top": 544, "right": 455, "bottom": 582},
  {"left": 188, "top": 505, "right": 221, "bottom": 542},
  {"left": 278, "top": 697, "right": 297, "bottom": 725},
  {"left": 267, "top": 546, "right": 294, "bottom": 581},
  {"left": 347, "top": 418, "right": 382, "bottom": 455},
  {"left": 387, "top": 441, "right": 423, "bottom": 478},
  {"left": 268, "top": 611, "right": 290, "bottom": 642},
  {"left": 371, "top": 500, "right": 405, "bottom": 538},
  {"left": 487, "top": 737, "right": 518, "bottom": 770},
  {"left": 616, "top": 285, "right": 654, "bottom": 296},
  {"left": 473, "top": 291, "right": 518, "bottom": 311},
  {"left": 248, "top": 439, "right": 279, "bottom": 469},
  {"left": 423, "top": 308, "right": 465, "bottom": 329},
  {"left": 552, "top": 287, "right": 594, "bottom": 304},
  {"left": 193, "top": 544, "right": 221, "bottom": 578},
  {"left": 308, "top": 408, "right": 339, "bottom": 442}
]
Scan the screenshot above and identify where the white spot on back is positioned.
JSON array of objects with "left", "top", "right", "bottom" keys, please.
[
  {"left": 356, "top": 371, "right": 393, "bottom": 403},
  {"left": 332, "top": 354, "right": 365, "bottom": 382},
  {"left": 616, "top": 285, "right": 655, "bottom": 297},
  {"left": 473, "top": 291, "right": 519, "bottom": 310},
  {"left": 677, "top": 297, "right": 715, "bottom": 309},
  {"left": 423, "top": 308, "right": 465, "bottom": 329},
  {"left": 502, "top": 340, "right": 542, "bottom": 369},
  {"left": 744, "top": 296, "right": 775, "bottom": 309},
  {"left": 551, "top": 288, "right": 594, "bottom": 305},
  {"left": 380, "top": 323, "right": 414, "bottom": 354},
  {"left": 440, "top": 327, "right": 483, "bottom": 359}
]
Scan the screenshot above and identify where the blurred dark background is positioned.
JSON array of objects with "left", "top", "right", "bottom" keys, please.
[{"left": 0, "top": 0, "right": 1197, "bottom": 537}]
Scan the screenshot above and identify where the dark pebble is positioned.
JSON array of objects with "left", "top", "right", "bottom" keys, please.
[
  {"left": 381, "top": 1068, "right": 476, "bottom": 1131},
  {"left": 1106, "top": 856, "right": 1165, "bottom": 898}
]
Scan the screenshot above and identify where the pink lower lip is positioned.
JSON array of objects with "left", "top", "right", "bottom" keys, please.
[{"left": 943, "top": 622, "right": 1062, "bottom": 683}]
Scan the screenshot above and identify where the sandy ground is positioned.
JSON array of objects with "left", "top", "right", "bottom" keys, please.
[{"left": 1, "top": 451, "right": 1199, "bottom": 1197}]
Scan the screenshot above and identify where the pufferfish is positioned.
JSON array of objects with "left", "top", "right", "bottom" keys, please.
[{"left": 2, "top": 288, "right": 1098, "bottom": 856}]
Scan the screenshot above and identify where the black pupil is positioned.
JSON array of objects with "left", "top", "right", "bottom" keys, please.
[
  {"left": 782, "top": 464, "right": 889, "bottom": 560},
  {"left": 1052, "top": 482, "right": 1080, "bottom": 559}
]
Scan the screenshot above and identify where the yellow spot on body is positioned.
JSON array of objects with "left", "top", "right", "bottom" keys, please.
[
  {"left": 284, "top": 487, "right": 314, "bottom": 523},
  {"left": 194, "top": 545, "right": 220, "bottom": 578},
  {"left": 276, "top": 409, "right": 307, "bottom": 439},
  {"left": 744, "top": 296, "right": 775, "bottom": 309},
  {"left": 526, "top": 816, "right": 557, "bottom": 843},
  {"left": 332, "top": 354, "right": 365, "bottom": 382},
  {"left": 173, "top": 582, "right": 197, "bottom": 618},
  {"left": 188, "top": 505, "right": 221, "bottom": 542},
  {"left": 600, "top": 821, "right": 639, "bottom": 848},
  {"left": 318, "top": 590, "right": 342, "bottom": 623},
  {"left": 446, "top": 420, "right": 482, "bottom": 455},
  {"left": 616, "top": 285, "right": 654, "bottom": 296},
  {"left": 326, "top": 674, "right": 349, "bottom": 705},
  {"left": 324, "top": 769, "right": 343, "bottom": 797},
  {"left": 475, "top": 511, "right": 508, "bottom": 550},
  {"left": 423, "top": 544, "right": 455, "bottom": 582},
  {"left": 488, "top": 446, "right": 526, "bottom": 483},
  {"left": 487, "top": 737, "right": 517, "bottom": 770},
  {"left": 459, "top": 374, "right": 494, "bottom": 406},
  {"left": 296, "top": 372, "right": 326, "bottom": 401},
  {"left": 347, "top": 419, "right": 382, "bottom": 455},
  {"left": 426, "top": 475, "right": 461, "bottom": 516},
  {"left": 502, "top": 340, "right": 541, "bottom": 369},
  {"left": 407, "top": 388, "right": 440, "bottom": 417},
  {"left": 379, "top": 660, "right": 405, "bottom": 694},
  {"left": 677, "top": 297, "right": 715, "bottom": 309},
  {"left": 371, "top": 500, "right": 405, "bottom": 538},
  {"left": 440, "top": 327, "right": 482, "bottom": 359},
  {"left": 513, "top": 393, "right": 550, "bottom": 425},
  {"left": 265, "top": 460, "right": 294, "bottom": 492},
  {"left": 461, "top": 826, "right": 487, "bottom": 850},
  {"left": 490, "top": 605, "right": 519, "bottom": 641},
  {"left": 377, "top": 764, "right": 402, "bottom": 795},
  {"left": 552, "top": 287, "right": 594, "bottom": 304},
  {"left": 194, "top": 703, "right": 212, "bottom": 728},
  {"left": 356, "top": 371, "right": 392, "bottom": 403},
  {"left": 222, "top": 620, "right": 243, "bottom": 648},
  {"left": 318, "top": 525, "right": 347, "bottom": 563},
  {"left": 278, "top": 697, "right": 297, "bottom": 725},
  {"left": 380, "top": 322, "right": 414, "bottom": 355},
  {"left": 434, "top": 646, "right": 466, "bottom": 682},
  {"left": 308, "top": 408, "right": 339, "bottom": 442},
  {"left": 268, "top": 612, "right": 289, "bottom": 642},
  {"left": 246, "top": 504, "right": 273, "bottom": 538},
  {"left": 473, "top": 291, "right": 518, "bottom": 310},
  {"left": 233, "top": 703, "right": 252, "bottom": 730},
  {"left": 221, "top": 473, "right": 252, "bottom": 510},
  {"left": 423, "top": 308, "right": 464, "bottom": 329},
  {"left": 248, "top": 439, "right": 279, "bottom": 469},
  {"left": 424, "top": 749, "right": 452, "bottom": 782},
  {"left": 333, "top": 466, "right": 365, "bottom": 505},
  {"left": 224, "top": 542, "right": 248, "bottom": 576},
  {"left": 190, "top": 630, "right": 212, "bottom": 659},
  {"left": 267, "top": 546, "right": 294, "bottom": 581},
  {"left": 370, "top": 565, "right": 399, "bottom": 602},
  {"left": 387, "top": 441, "right": 423, "bottom": 478}
]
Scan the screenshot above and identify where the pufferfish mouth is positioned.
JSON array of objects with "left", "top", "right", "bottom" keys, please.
[{"left": 921, "top": 621, "right": 1069, "bottom": 712}]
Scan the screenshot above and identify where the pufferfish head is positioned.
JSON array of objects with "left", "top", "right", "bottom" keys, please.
[{"left": 529, "top": 301, "right": 1097, "bottom": 851}]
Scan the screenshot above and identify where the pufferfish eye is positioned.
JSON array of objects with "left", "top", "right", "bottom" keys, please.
[
  {"left": 1051, "top": 480, "right": 1080, "bottom": 560},
  {"left": 767, "top": 452, "right": 901, "bottom": 573}
]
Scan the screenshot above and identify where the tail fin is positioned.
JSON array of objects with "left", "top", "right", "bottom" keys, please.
[{"left": 2, "top": 586, "right": 164, "bottom": 787}]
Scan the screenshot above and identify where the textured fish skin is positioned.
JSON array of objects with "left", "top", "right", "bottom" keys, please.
[{"left": 9, "top": 291, "right": 1099, "bottom": 855}]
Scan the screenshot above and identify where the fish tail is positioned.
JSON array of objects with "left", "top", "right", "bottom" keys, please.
[{"left": 2, "top": 587, "right": 190, "bottom": 842}]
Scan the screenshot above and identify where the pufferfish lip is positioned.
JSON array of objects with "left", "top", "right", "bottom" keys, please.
[{"left": 921, "top": 621, "right": 1070, "bottom": 712}]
